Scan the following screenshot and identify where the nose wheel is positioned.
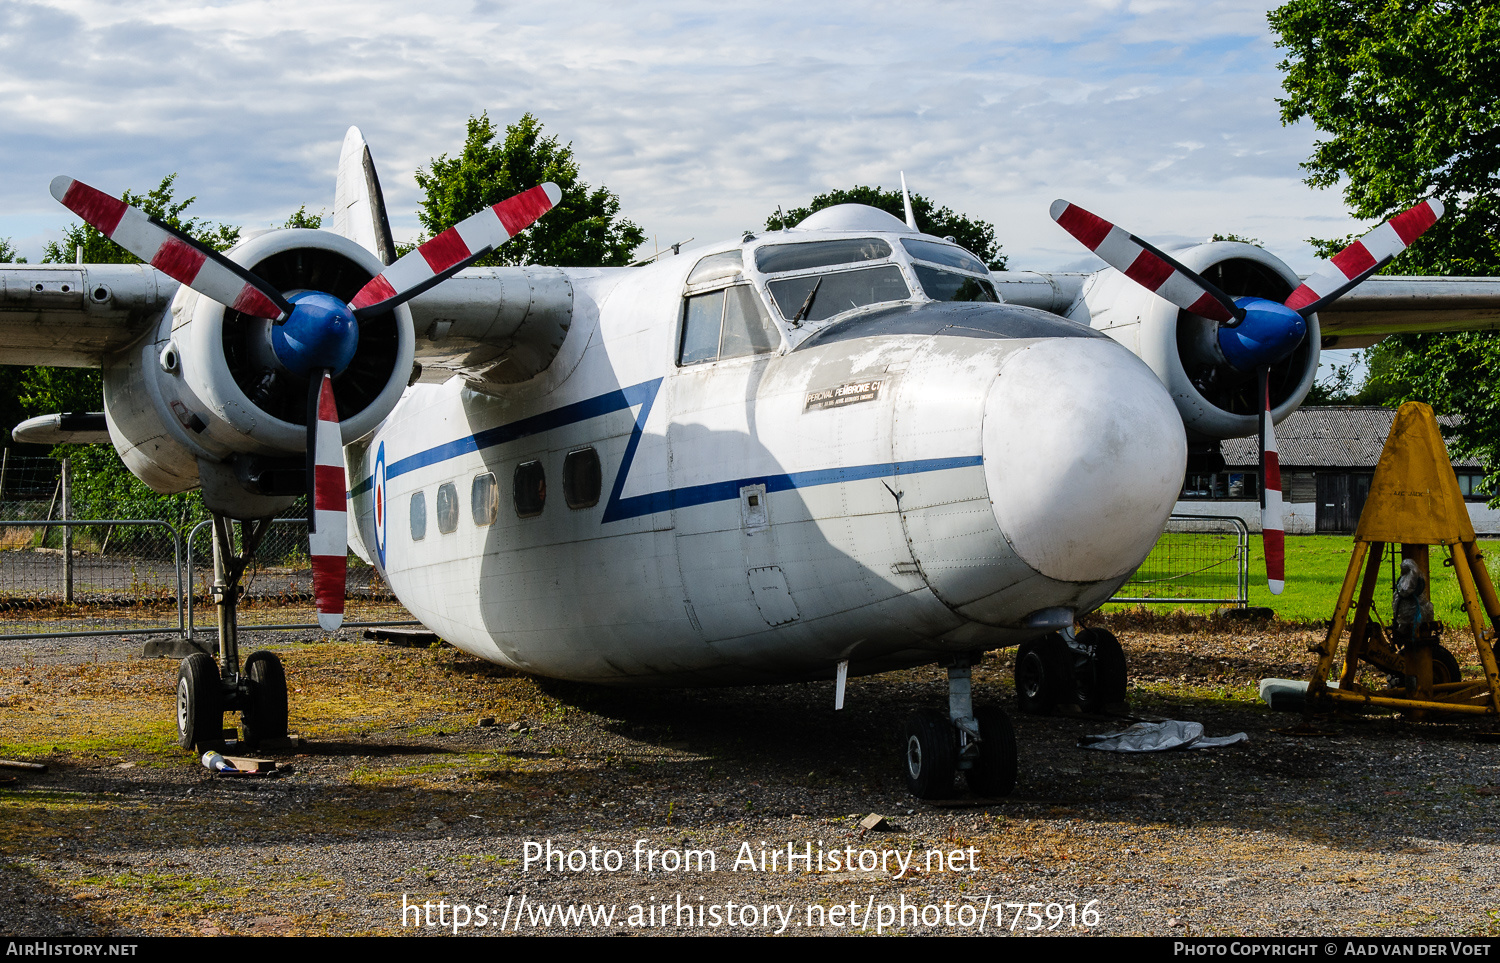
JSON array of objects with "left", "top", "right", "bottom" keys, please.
[
  {"left": 902, "top": 661, "right": 1018, "bottom": 800},
  {"left": 1014, "top": 628, "right": 1128, "bottom": 715}
]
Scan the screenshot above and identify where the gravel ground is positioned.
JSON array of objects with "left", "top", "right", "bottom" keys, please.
[{"left": 0, "top": 614, "right": 1498, "bottom": 937}]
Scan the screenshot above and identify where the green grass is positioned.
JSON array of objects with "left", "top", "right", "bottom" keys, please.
[{"left": 1112, "top": 534, "right": 1500, "bottom": 625}]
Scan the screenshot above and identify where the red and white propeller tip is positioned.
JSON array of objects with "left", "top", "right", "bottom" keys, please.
[
  {"left": 1259, "top": 371, "right": 1285, "bottom": 595},
  {"left": 1284, "top": 198, "right": 1444, "bottom": 315},
  {"left": 49, "top": 176, "right": 290, "bottom": 322},
  {"left": 1049, "top": 199, "right": 1240, "bottom": 324},
  {"left": 351, "top": 182, "right": 562, "bottom": 316},
  {"left": 309, "top": 373, "right": 347, "bottom": 632}
]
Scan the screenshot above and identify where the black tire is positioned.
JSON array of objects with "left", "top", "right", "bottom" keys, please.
[
  {"left": 1074, "top": 627, "right": 1128, "bottom": 714},
  {"left": 177, "top": 652, "right": 222, "bottom": 751},
  {"left": 1430, "top": 645, "right": 1462, "bottom": 686},
  {"left": 242, "top": 651, "right": 288, "bottom": 749},
  {"left": 965, "top": 706, "right": 1017, "bottom": 797},
  {"left": 1015, "top": 633, "right": 1072, "bottom": 714},
  {"left": 903, "top": 708, "right": 957, "bottom": 800}
]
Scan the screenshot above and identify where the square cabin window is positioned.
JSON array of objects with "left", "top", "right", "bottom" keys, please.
[
  {"left": 514, "top": 461, "right": 546, "bottom": 517},
  {"left": 435, "top": 482, "right": 459, "bottom": 534},
  {"left": 409, "top": 491, "right": 427, "bottom": 541},
  {"left": 564, "top": 448, "right": 602, "bottom": 509},
  {"left": 471, "top": 472, "right": 498, "bottom": 526}
]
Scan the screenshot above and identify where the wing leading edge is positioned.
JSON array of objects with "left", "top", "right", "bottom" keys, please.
[{"left": 1312, "top": 275, "right": 1500, "bottom": 349}]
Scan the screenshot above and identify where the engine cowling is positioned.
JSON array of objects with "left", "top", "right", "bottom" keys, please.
[
  {"left": 102, "top": 229, "right": 415, "bottom": 517},
  {"left": 1070, "top": 240, "right": 1320, "bottom": 440}
]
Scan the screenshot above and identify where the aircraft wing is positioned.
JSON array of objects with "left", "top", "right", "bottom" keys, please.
[
  {"left": 0, "top": 263, "right": 172, "bottom": 366},
  {"left": 1315, "top": 276, "right": 1500, "bottom": 349},
  {"left": 0, "top": 258, "right": 583, "bottom": 392},
  {"left": 404, "top": 264, "right": 583, "bottom": 387}
]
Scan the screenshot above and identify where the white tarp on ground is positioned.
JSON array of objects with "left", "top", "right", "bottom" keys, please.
[{"left": 1078, "top": 720, "right": 1248, "bottom": 752}]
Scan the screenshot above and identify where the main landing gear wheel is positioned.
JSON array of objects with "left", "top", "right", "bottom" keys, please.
[
  {"left": 965, "top": 706, "right": 1017, "bottom": 797},
  {"left": 241, "top": 651, "right": 288, "bottom": 749},
  {"left": 1015, "top": 633, "right": 1072, "bottom": 714},
  {"left": 177, "top": 652, "right": 223, "bottom": 751},
  {"left": 1072, "top": 627, "right": 1128, "bottom": 714},
  {"left": 903, "top": 707, "right": 957, "bottom": 800}
]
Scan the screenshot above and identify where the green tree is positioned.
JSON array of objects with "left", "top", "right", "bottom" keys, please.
[
  {"left": 282, "top": 206, "right": 323, "bottom": 230},
  {"left": 765, "top": 186, "right": 1006, "bottom": 270},
  {"left": 0, "top": 238, "right": 25, "bottom": 263},
  {"left": 415, "top": 113, "right": 646, "bottom": 268},
  {"left": 1271, "top": 0, "right": 1500, "bottom": 490}
]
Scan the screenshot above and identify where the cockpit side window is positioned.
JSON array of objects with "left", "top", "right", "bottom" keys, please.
[
  {"left": 680, "top": 290, "right": 725, "bottom": 365},
  {"left": 687, "top": 250, "right": 744, "bottom": 285},
  {"left": 678, "top": 283, "right": 780, "bottom": 365},
  {"left": 719, "top": 285, "right": 779, "bottom": 357}
]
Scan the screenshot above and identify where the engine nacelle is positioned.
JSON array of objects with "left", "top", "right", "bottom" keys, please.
[
  {"left": 1069, "top": 241, "right": 1320, "bottom": 441},
  {"left": 102, "top": 229, "right": 415, "bottom": 517}
]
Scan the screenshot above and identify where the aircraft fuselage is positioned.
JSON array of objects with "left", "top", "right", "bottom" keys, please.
[{"left": 346, "top": 226, "right": 1187, "bottom": 686}]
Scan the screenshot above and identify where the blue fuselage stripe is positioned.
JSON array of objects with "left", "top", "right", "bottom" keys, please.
[
  {"left": 351, "top": 379, "right": 982, "bottom": 522},
  {"left": 604, "top": 457, "right": 984, "bottom": 522}
]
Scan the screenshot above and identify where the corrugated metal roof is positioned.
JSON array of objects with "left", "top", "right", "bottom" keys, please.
[{"left": 1220, "top": 406, "right": 1480, "bottom": 470}]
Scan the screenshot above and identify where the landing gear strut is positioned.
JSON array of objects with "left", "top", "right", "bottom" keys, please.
[
  {"left": 175, "top": 514, "right": 289, "bottom": 752},
  {"left": 903, "top": 659, "right": 1017, "bottom": 800}
]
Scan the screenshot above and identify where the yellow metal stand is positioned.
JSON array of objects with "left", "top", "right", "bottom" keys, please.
[{"left": 1307, "top": 403, "right": 1500, "bottom": 717}]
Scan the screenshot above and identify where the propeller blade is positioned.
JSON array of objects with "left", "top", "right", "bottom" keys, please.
[
  {"left": 1049, "top": 199, "right": 1243, "bottom": 324},
  {"left": 1283, "top": 198, "right": 1445, "bottom": 316},
  {"left": 49, "top": 176, "right": 292, "bottom": 321},
  {"left": 350, "top": 182, "right": 562, "bottom": 318},
  {"left": 1258, "top": 366, "right": 1285, "bottom": 595},
  {"left": 308, "top": 372, "right": 347, "bottom": 632}
]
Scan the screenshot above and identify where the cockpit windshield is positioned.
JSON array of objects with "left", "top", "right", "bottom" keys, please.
[
  {"left": 899, "top": 237, "right": 988, "bottom": 275},
  {"left": 912, "top": 264, "right": 998, "bottom": 303},
  {"left": 755, "top": 238, "right": 891, "bottom": 274},
  {"left": 767, "top": 266, "right": 911, "bottom": 323}
]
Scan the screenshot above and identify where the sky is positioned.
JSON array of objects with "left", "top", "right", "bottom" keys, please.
[{"left": 0, "top": 0, "right": 1372, "bottom": 270}]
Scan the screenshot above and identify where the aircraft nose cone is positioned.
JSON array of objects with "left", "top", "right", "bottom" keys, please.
[{"left": 983, "top": 338, "right": 1186, "bottom": 583}]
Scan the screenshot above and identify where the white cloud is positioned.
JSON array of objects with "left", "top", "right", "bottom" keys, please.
[{"left": 0, "top": 0, "right": 1364, "bottom": 273}]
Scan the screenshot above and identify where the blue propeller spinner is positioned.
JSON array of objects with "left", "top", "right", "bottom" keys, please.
[
  {"left": 271, "top": 292, "right": 360, "bottom": 378},
  {"left": 1216, "top": 298, "right": 1307, "bottom": 372}
]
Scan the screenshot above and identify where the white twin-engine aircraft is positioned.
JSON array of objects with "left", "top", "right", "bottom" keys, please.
[{"left": 8, "top": 128, "right": 1500, "bottom": 798}]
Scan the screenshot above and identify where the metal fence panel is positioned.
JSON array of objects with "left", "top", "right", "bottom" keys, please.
[
  {"left": 0, "top": 520, "right": 184, "bottom": 639},
  {"left": 1109, "top": 514, "right": 1250, "bottom": 608},
  {"left": 0, "top": 455, "right": 416, "bottom": 640},
  {"left": 184, "top": 518, "right": 416, "bottom": 639}
]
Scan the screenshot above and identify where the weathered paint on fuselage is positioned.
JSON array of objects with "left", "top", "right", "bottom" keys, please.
[{"left": 347, "top": 234, "right": 1188, "bottom": 685}]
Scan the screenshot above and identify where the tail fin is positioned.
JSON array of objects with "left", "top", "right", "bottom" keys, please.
[{"left": 333, "top": 126, "right": 397, "bottom": 265}]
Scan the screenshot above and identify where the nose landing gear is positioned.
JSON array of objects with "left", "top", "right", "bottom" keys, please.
[{"left": 1014, "top": 627, "right": 1127, "bottom": 716}]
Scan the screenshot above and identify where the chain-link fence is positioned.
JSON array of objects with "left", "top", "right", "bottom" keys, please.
[
  {"left": 0, "top": 453, "right": 63, "bottom": 521},
  {"left": 184, "top": 518, "right": 412, "bottom": 639},
  {"left": 1109, "top": 514, "right": 1250, "bottom": 609},
  {"left": 0, "top": 454, "right": 415, "bottom": 640}
]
